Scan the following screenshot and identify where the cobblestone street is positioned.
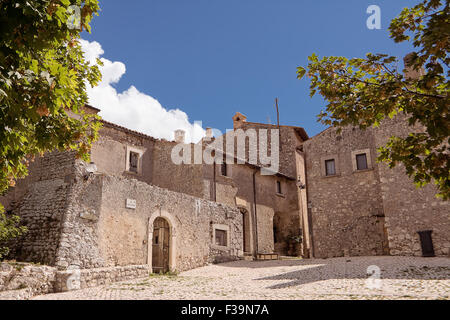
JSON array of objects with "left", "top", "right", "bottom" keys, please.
[{"left": 33, "top": 256, "right": 450, "bottom": 300}]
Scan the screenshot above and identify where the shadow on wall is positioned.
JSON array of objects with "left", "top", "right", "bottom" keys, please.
[{"left": 217, "top": 257, "right": 450, "bottom": 289}]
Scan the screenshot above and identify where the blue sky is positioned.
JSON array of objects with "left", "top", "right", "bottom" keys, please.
[{"left": 82, "top": 0, "right": 417, "bottom": 138}]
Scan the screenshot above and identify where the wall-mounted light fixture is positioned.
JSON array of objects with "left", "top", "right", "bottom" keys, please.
[{"left": 296, "top": 177, "right": 306, "bottom": 190}]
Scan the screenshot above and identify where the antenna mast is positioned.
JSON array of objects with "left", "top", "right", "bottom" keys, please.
[{"left": 275, "top": 98, "right": 280, "bottom": 129}]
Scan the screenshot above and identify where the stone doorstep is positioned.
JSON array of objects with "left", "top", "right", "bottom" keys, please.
[
  {"left": 256, "top": 253, "right": 279, "bottom": 260},
  {"left": 54, "top": 264, "right": 150, "bottom": 293}
]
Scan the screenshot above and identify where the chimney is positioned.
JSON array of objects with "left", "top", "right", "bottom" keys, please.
[
  {"left": 403, "top": 52, "right": 425, "bottom": 80},
  {"left": 174, "top": 129, "right": 185, "bottom": 143},
  {"left": 205, "top": 127, "right": 213, "bottom": 141},
  {"left": 232, "top": 112, "right": 247, "bottom": 129}
]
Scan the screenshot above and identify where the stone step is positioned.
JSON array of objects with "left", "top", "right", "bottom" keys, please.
[{"left": 256, "top": 253, "right": 279, "bottom": 260}]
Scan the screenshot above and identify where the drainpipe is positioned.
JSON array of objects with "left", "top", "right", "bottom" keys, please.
[
  {"left": 213, "top": 162, "right": 216, "bottom": 202},
  {"left": 252, "top": 169, "right": 259, "bottom": 257}
]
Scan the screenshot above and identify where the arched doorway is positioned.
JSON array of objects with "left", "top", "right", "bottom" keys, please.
[{"left": 152, "top": 217, "right": 170, "bottom": 273}]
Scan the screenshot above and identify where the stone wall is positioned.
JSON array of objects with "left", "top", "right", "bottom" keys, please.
[
  {"left": 91, "top": 123, "right": 154, "bottom": 185},
  {"left": 54, "top": 162, "right": 105, "bottom": 269},
  {"left": 304, "top": 115, "right": 449, "bottom": 258},
  {"left": 3, "top": 150, "right": 243, "bottom": 272},
  {"left": 151, "top": 141, "right": 205, "bottom": 198},
  {"left": 99, "top": 175, "right": 243, "bottom": 272},
  {"left": 1, "top": 151, "right": 77, "bottom": 265},
  {"left": 54, "top": 265, "right": 149, "bottom": 292},
  {"left": 0, "top": 262, "right": 150, "bottom": 298},
  {"left": 0, "top": 262, "right": 57, "bottom": 299},
  {"left": 374, "top": 115, "right": 450, "bottom": 256},
  {"left": 209, "top": 163, "right": 302, "bottom": 256},
  {"left": 304, "top": 126, "right": 388, "bottom": 258},
  {"left": 89, "top": 120, "right": 305, "bottom": 258},
  {"left": 235, "top": 120, "right": 307, "bottom": 179}
]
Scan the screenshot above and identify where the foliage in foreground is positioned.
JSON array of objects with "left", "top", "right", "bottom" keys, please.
[
  {"left": 297, "top": 0, "right": 449, "bottom": 199},
  {"left": 0, "top": 0, "right": 102, "bottom": 252}
]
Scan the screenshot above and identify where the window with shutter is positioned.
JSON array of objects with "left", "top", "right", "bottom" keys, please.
[
  {"left": 356, "top": 153, "right": 368, "bottom": 170},
  {"left": 276, "top": 181, "right": 282, "bottom": 194},
  {"left": 325, "top": 159, "right": 336, "bottom": 176},
  {"left": 129, "top": 151, "right": 139, "bottom": 173},
  {"left": 215, "top": 229, "right": 227, "bottom": 246}
]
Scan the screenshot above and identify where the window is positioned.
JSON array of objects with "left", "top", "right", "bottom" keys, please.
[
  {"left": 129, "top": 151, "right": 139, "bottom": 173},
  {"left": 220, "top": 163, "right": 228, "bottom": 176},
  {"left": 215, "top": 229, "right": 227, "bottom": 246},
  {"left": 351, "top": 149, "right": 372, "bottom": 172},
  {"left": 276, "top": 181, "right": 282, "bottom": 194},
  {"left": 325, "top": 159, "right": 336, "bottom": 176},
  {"left": 126, "top": 146, "right": 144, "bottom": 174},
  {"left": 356, "top": 153, "right": 368, "bottom": 170}
]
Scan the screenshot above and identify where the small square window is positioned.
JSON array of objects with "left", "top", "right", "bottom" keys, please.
[
  {"left": 356, "top": 153, "right": 368, "bottom": 170},
  {"left": 129, "top": 151, "right": 139, "bottom": 173},
  {"left": 215, "top": 229, "right": 227, "bottom": 246},
  {"left": 276, "top": 181, "right": 282, "bottom": 194},
  {"left": 325, "top": 159, "right": 336, "bottom": 176}
]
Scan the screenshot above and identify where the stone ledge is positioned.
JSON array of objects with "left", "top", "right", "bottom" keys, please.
[
  {"left": 0, "top": 262, "right": 57, "bottom": 300},
  {"left": 54, "top": 264, "right": 150, "bottom": 292}
]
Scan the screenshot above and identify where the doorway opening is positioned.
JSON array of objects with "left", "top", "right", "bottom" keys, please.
[
  {"left": 240, "top": 208, "right": 251, "bottom": 254},
  {"left": 152, "top": 217, "right": 170, "bottom": 273}
]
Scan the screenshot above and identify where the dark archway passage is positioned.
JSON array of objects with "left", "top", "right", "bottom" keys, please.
[
  {"left": 152, "top": 217, "right": 170, "bottom": 273},
  {"left": 240, "top": 208, "right": 251, "bottom": 254}
]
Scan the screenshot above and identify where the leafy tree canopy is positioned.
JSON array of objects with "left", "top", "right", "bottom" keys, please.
[
  {"left": 0, "top": 0, "right": 102, "bottom": 254},
  {"left": 297, "top": 0, "right": 449, "bottom": 200}
]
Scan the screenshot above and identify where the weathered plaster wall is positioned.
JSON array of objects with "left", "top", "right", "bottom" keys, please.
[
  {"left": 236, "top": 121, "right": 305, "bottom": 179},
  {"left": 90, "top": 124, "right": 154, "bottom": 184},
  {"left": 98, "top": 175, "right": 243, "bottom": 272},
  {"left": 3, "top": 150, "right": 243, "bottom": 272},
  {"left": 211, "top": 163, "right": 301, "bottom": 255},
  {"left": 151, "top": 142, "right": 204, "bottom": 198}
]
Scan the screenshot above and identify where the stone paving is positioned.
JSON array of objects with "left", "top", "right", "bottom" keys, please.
[{"left": 33, "top": 256, "right": 450, "bottom": 300}]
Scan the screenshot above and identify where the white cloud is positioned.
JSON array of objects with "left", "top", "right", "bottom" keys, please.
[{"left": 79, "top": 39, "right": 205, "bottom": 143}]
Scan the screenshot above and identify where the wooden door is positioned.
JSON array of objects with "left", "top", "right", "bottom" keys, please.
[{"left": 152, "top": 217, "right": 170, "bottom": 273}]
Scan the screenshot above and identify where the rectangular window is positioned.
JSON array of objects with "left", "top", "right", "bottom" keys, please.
[
  {"left": 325, "top": 159, "right": 336, "bottom": 176},
  {"left": 129, "top": 151, "right": 139, "bottom": 173},
  {"left": 215, "top": 229, "right": 227, "bottom": 246},
  {"left": 356, "top": 153, "right": 368, "bottom": 170},
  {"left": 220, "top": 163, "right": 227, "bottom": 176},
  {"left": 276, "top": 181, "right": 282, "bottom": 194}
]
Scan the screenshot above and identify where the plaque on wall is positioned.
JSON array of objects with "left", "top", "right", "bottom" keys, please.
[{"left": 126, "top": 198, "right": 136, "bottom": 209}]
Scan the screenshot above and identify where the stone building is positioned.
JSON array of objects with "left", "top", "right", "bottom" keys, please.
[
  {"left": 1, "top": 98, "right": 448, "bottom": 286},
  {"left": 302, "top": 114, "right": 449, "bottom": 258},
  {"left": 211, "top": 114, "right": 311, "bottom": 257},
  {"left": 1, "top": 105, "right": 311, "bottom": 277},
  {"left": 1, "top": 115, "right": 244, "bottom": 274}
]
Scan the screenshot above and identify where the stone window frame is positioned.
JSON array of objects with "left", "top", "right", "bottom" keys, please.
[
  {"left": 275, "top": 180, "right": 285, "bottom": 197},
  {"left": 125, "top": 145, "right": 144, "bottom": 175},
  {"left": 320, "top": 154, "right": 339, "bottom": 177},
  {"left": 351, "top": 148, "right": 373, "bottom": 172},
  {"left": 212, "top": 223, "right": 230, "bottom": 250}
]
